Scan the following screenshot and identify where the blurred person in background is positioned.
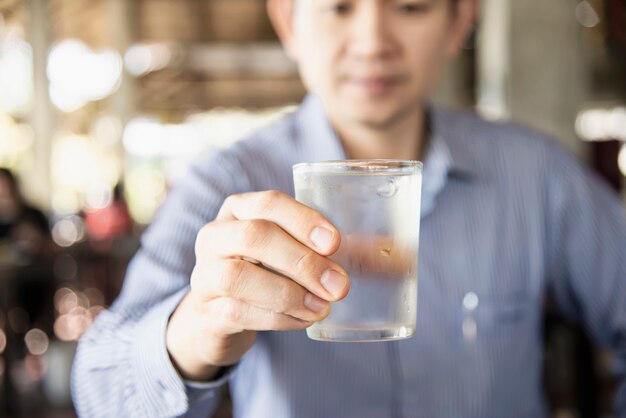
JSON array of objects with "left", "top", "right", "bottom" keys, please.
[
  {"left": 72, "top": 0, "right": 626, "bottom": 417},
  {"left": 0, "top": 167, "right": 52, "bottom": 263},
  {"left": 0, "top": 167, "right": 55, "bottom": 327}
]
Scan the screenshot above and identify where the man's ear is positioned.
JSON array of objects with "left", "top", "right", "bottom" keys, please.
[
  {"left": 446, "top": 0, "right": 478, "bottom": 57},
  {"left": 267, "top": 0, "right": 299, "bottom": 61}
]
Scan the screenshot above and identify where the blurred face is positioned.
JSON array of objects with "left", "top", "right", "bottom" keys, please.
[
  {"left": 0, "top": 174, "right": 19, "bottom": 219},
  {"left": 287, "top": 0, "right": 466, "bottom": 128}
]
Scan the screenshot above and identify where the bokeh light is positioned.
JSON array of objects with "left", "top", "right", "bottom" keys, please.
[
  {"left": 607, "top": 108, "right": 626, "bottom": 140},
  {"left": 24, "top": 329, "right": 49, "bottom": 356},
  {"left": 47, "top": 39, "right": 123, "bottom": 113},
  {"left": 52, "top": 135, "right": 115, "bottom": 191},
  {"left": 53, "top": 312, "right": 92, "bottom": 342},
  {"left": 576, "top": 107, "right": 626, "bottom": 142},
  {"left": 124, "top": 42, "right": 172, "bottom": 76},
  {"left": 125, "top": 164, "right": 167, "bottom": 224},
  {"left": 0, "top": 27, "right": 33, "bottom": 116},
  {"left": 84, "top": 182, "right": 113, "bottom": 210},
  {"left": 54, "top": 288, "right": 78, "bottom": 315},
  {"left": 0, "top": 112, "right": 34, "bottom": 168},
  {"left": 51, "top": 133, "right": 121, "bottom": 215},
  {"left": 122, "top": 117, "right": 167, "bottom": 157},
  {"left": 91, "top": 113, "right": 123, "bottom": 146},
  {"left": 52, "top": 287, "right": 104, "bottom": 342},
  {"left": 51, "top": 216, "right": 86, "bottom": 247},
  {"left": 575, "top": 1, "right": 600, "bottom": 28}
]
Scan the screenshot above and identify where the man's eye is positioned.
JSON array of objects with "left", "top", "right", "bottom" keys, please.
[
  {"left": 329, "top": 2, "right": 352, "bottom": 15},
  {"left": 396, "top": 2, "right": 430, "bottom": 13}
]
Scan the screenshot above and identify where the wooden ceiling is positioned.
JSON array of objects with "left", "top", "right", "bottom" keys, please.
[
  {"left": 138, "top": 0, "right": 277, "bottom": 43},
  {"left": 132, "top": 0, "right": 303, "bottom": 111},
  {"left": 1, "top": 0, "right": 304, "bottom": 113}
]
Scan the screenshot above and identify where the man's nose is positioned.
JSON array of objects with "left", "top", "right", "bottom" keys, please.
[{"left": 347, "top": 4, "right": 395, "bottom": 59}]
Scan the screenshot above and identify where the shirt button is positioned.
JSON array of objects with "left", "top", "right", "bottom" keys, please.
[{"left": 463, "top": 292, "right": 479, "bottom": 311}]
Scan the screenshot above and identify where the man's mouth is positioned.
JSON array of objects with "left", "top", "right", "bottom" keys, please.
[{"left": 344, "top": 75, "right": 404, "bottom": 96}]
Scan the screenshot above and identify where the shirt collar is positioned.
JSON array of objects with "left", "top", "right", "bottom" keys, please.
[
  {"left": 294, "top": 94, "right": 478, "bottom": 215},
  {"left": 429, "top": 106, "right": 479, "bottom": 179},
  {"left": 294, "top": 94, "right": 347, "bottom": 163},
  {"left": 296, "top": 94, "right": 477, "bottom": 175}
]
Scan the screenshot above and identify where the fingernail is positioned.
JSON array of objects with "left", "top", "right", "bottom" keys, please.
[
  {"left": 310, "top": 226, "right": 335, "bottom": 252},
  {"left": 304, "top": 293, "right": 329, "bottom": 313},
  {"left": 321, "top": 269, "right": 347, "bottom": 299}
]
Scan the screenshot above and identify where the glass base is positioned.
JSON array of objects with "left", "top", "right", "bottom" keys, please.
[{"left": 307, "top": 325, "right": 414, "bottom": 342}]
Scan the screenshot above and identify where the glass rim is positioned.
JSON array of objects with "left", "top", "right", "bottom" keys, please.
[{"left": 293, "top": 159, "right": 422, "bottom": 174}]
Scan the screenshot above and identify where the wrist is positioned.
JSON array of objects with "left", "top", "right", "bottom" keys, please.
[{"left": 165, "top": 293, "right": 223, "bottom": 381}]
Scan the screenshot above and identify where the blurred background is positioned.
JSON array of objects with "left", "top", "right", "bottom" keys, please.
[{"left": 0, "top": 0, "right": 624, "bottom": 417}]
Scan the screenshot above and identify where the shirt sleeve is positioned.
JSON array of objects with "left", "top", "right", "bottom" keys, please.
[
  {"left": 71, "top": 151, "right": 248, "bottom": 418},
  {"left": 545, "top": 149, "right": 626, "bottom": 414}
]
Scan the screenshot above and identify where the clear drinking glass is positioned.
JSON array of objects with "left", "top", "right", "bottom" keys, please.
[{"left": 293, "top": 160, "right": 422, "bottom": 342}]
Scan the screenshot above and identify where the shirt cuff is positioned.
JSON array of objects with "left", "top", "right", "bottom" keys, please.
[
  {"left": 131, "top": 286, "right": 196, "bottom": 416},
  {"left": 184, "top": 364, "right": 238, "bottom": 404}
]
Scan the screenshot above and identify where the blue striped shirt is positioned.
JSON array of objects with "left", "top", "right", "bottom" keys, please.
[{"left": 72, "top": 94, "right": 626, "bottom": 418}]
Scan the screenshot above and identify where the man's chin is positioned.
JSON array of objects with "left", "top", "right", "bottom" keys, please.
[{"left": 340, "top": 106, "right": 408, "bottom": 130}]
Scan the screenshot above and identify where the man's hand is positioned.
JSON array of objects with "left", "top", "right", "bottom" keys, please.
[{"left": 166, "top": 190, "right": 350, "bottom": 381}]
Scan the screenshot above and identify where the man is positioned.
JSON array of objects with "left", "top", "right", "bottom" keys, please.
[{"left": 72, "top": 0, "right": 626, "bottom": 417}]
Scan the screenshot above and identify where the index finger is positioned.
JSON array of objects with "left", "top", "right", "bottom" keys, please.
[{"left": 216, "top": 190, "right": 340, "bottom": 256}]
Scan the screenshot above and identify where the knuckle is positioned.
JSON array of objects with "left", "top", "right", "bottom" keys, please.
[
  {"left": 239, "top": 219, "right": 271, "bottom": 249},
  {"left": 217, "top": 260, "right": 246, "bottom": 295},
  {"left": 215, "top": 299, "right": 241, "bottom": 325},
  {"left": 223, "top": 194, "right": 241, "bottom": 210},
  {"left": 255, "top": 190, "right": 281, "bottom": 214},
  {"left": 268, "top": 310, "right": 285, "bottom": 329},
  {"left": 274, "top": 283, "right": 295, "bottom": 314},
  {"left": 294, "top": 250, "right": 319, "bottom": 275}
]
